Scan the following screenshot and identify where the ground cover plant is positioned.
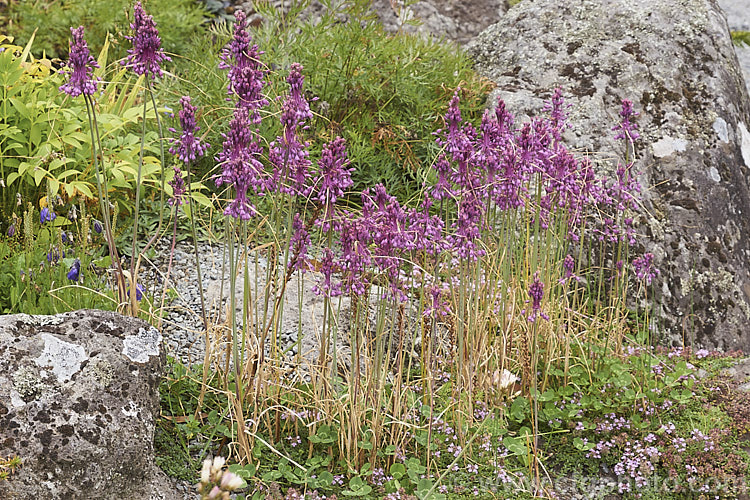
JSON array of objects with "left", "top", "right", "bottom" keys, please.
[{"left": 1, "top": 1, "right": 750, "bottom": 499}]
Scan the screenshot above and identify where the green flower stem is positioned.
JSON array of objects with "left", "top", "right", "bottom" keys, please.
[
  {"left": 129, "top": 89, "right": 149, "bottom": 312},
  {"left": 83, "top": 94, "right": 126, "bottom": 305},
  {"left": 185, "top": 160, "right": 208, "bottom": 329}
]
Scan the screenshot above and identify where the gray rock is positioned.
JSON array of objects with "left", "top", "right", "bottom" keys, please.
[
  {"left": 371, "top": 0, "right": 508, "bottom": 45},
  {"left": 468, "top": 0, "right": 750, "bottom": 350},
  {"left": 233, "top": 0, "right": 507, "bottom": 46},
  {"left": 0, "top": 310, "right": 179, "bottom": 500}
]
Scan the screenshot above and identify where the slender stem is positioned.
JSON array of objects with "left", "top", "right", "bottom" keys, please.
[
  {"left": 142, "top": 78, "right": 167, "bottom": 253},
  {"left": 185, "top": 159, "right": 208, "bottom": 329},
  {"left": 84, "top": 94, "right": 125, "bottom": 305},
  {"left": 130, "top": 89, "right": 149, "bottom": 312}
]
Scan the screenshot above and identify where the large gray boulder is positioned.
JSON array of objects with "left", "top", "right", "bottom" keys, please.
[
  {"left": 0, "top": 310, "right": 179, "bottom": 500},
  {"left": 468, "top": 0, "right": 750, "bottom": 350}
]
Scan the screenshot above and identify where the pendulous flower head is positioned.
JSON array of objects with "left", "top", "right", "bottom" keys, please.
[
  {"left": 169, "top": 96, "right": 209, "bottom": 163},
  {"left": 215, "top": 106, "right": 266, "bottom": 220},
  {"left": 220, "top": 9, "right": 268, "bottom": 116},
  {"left": 40, "top": 207, "right": 57, "bottom": 224},
  {"left": 123, "top": 1, "right": 171, "bottom": 79},
  {"left": 315, "top": 137, "right": 353, "bottom": 206},
  {"left": 59, "top": 26, "right": 100, "bottom": 97},
  {"left": 612, "top": 99, "right": 639, "bottom": 141},
  {"left": 169, "top": 164, "right": 186, "bottom": 206}
]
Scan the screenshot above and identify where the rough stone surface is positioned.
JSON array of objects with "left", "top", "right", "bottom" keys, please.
[
  {"left": 468, "top": 0, "right": 750, "bottom": 350},
  {"left": 370, "top": 0, "right": 508, "bottom": 45},
  {"left": 233, "top": 0, "right": 507, "bottom": 46},
  {"left": 0, "top": 310, "right": 179, "bottom": 500}
]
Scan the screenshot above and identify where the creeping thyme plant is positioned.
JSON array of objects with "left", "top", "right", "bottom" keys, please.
[{"left": 2, "top": 1, "right": 750, "bottom": 499}]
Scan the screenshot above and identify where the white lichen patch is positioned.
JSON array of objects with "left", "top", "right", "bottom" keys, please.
[
  {"left": 122, "top": 326, "right": 161, "bottom": 363},
  {"left": 652, "top": 136, "right": 688, "bottom": 158},
  {"left": 34, "top": 334, "right": 87, "bottom": 383},
  {"left": 738, "top": 122, "right": 750, "bottom": 168},
  {"left": 10, "top": 389, "right": 26, "bottom": 408},
  {"left": 708, "top": 166, "right": 721, "bottom": 182},
  {"left": 713, "top": 117, "right": 729, "bottom": 143}
]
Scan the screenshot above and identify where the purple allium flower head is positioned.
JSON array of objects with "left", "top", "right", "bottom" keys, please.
[
  {"left": 529, "top": 272, "right": 544, "bottom": 311},
  {"left": 123, "top": 1, "right": 171, "bottom": 79},
  {"left": 169, "top": 96, "right": 209, "bottom": 163},
  {"left": 40, "top": 207, "right": 57, "bottom": 224},
  {"left": 632, "top": 253, "right": 659, "bottom": 285},
  {"left": 312, "top": 247, "right": 341, "bottom": 297},
  {"left": 219, "top": 10, "right": 268, "bottom": 117},
  {"left": 544, "top": 87, "right": 570, "bottom": 141},
  {"left": 215, "top": 106, "right": 266, "bottom": 220},
  {"left": 67, "top": 258, "right": 81, "bottom": 282},
  {"left": 59, "top": 26, "right": 100, "bottom": 97},
  {"left": 562, "top": 254, "right": 580, "bottom": 283},
  {"left": 169, "top": 164, "right": 186, "bottom": 206},
  {"left": 316, "top": 137, "right": 353, "bottom": 206},
  {"left": 612, "top": 99, "right": 639, "bottom": 141},
  {"left": 527, "top": 272, "right": 549, "bottom": 322},
  {"left": 288, "top": 213, "right": 311, "bottom": 273},
  {"left": 269, "top": 64, "right": 313, "bottom": 196}
]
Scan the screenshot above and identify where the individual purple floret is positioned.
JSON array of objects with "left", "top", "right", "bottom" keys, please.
[
  {"left": 169, "top": 96, "right": 209, "bottom": 164},
  {"left": 612, "top": 99, "right": 639, "bottom": 141},
  {"left": 632, "top": 252, "right": 659, "bottom": 285},
  {"left": 123, "top": 1, "right": 171, "bottom": 79},
  {"left": 59, "top": 26, "right": 100, "bottom": 97}
]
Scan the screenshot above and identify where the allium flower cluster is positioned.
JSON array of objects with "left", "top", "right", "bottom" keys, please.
[
  {"left": 632, "top": 252, "right": 659, "bottom": 285},
  {"left": 123, "top": 2, "right": 171, "bottom": 79},
  {"left": 288, "top": 213, "right": 312, "bottom": 273},
  {"left": 219, "top": 10, "right": 268, "bottom": 116},
  {"left": 169, "top": 164, "right": 186, "bottom": 206},
  {"left": 59, "top": 26, "right": 99, "bottom": 97},
  {"left": 215, "top": 106, "right": 266, "bottom": 220},
  {"left": 269, "top": 64, "right": 313, "bottom": 196},
  {"left": 169, "top": 96, "right": 209, "bottom": 164},
  {"left": 527, "top": 272, "right": 549, "bottom": 322},
  {"left": 316, "top": 137, "right": 353, "bottom": 207},
  {"left": 612, "top": 99, "right": 640, "bottom": 141}
]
